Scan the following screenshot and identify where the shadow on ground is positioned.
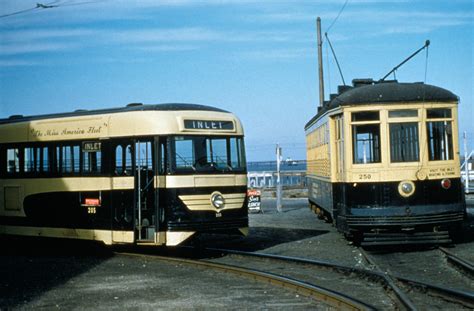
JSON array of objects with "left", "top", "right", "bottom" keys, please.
[
  {"left": 185, "top": 226, "right": 330, "bottom": 253},
  {"left": 0, "top": 237, "right": 113, "bottom": 309}
]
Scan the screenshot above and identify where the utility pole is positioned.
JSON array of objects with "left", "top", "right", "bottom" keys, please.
[
  {"left": 317, "top": 17, "right": 325, "bottom": 108},
  {"left": 276, "top": 144, "right": 282, "bottom": 212},
  {"left": 464, "top": 131, "right": 469, "bottom": 193}
]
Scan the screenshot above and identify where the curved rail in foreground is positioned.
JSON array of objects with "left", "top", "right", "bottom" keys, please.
[
  {"left": 203, "top": 247, "right": 474, "bottom": 309},
  {"left": 439, "top": 247, "right": 474, "bottom": 277},
  {"left": 116, "top": 251, "right": 375, "bottom": 311}
]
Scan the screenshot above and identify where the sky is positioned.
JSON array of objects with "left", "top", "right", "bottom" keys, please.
[{"left": 0, "top": 0, "right": 473, "bottom": 161}]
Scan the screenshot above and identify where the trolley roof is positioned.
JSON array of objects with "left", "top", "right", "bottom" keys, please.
[
  {"left": 305, "top": 80, "right": 458, "bottom": 129},
  {"left": 0, "top": 103, "right": 228, "bottom": 125}
]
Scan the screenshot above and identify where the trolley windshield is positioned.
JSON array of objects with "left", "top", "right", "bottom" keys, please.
[{"left": 170, "top": 136, "right": 246, "bottom": 173}]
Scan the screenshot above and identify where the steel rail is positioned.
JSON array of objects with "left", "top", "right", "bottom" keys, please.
[
  {"left": 116, "top": 250, "right": 376, "bottom": 311},
  {"left": 395, "top": 275, "right": 474, "bottom": 308},
  {"left": 359, "top": 248, "right": 418, "bottom": 311},
  {"left": 202, "top": 247, "right": 474, "bottom": 309},
  {"left": 207, "top": 247, "right": 414, "bottom": 310},
  {"left": 439, "top": 247, "right": 474, "bottom": 277}
]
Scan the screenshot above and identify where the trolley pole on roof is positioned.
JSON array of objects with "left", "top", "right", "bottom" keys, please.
[
  {"left": 317, "top": 17, "right": 325, "bottom": 108},
  {"left": 276, "top": 144, "right": 282, "bottom": 212}
]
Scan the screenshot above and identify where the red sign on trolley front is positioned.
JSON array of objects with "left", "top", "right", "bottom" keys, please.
[{"left": 85, "top": 198, "right": 100, "bottom": 206}]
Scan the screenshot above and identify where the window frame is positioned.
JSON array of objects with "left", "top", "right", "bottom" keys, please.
[
  {"left": 426, "top": 108, "right": 454, "bottom": 162},
  {"left": 350, "top": 111, "right": 381, "bottom": 165}
]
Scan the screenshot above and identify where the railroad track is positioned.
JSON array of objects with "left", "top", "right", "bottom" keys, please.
[
  {"left": 439, "top": 246, "right": 474, "bottom": 278},
  {"left": 200, "top": 246, "right": 474, "bottom": 310},
  {"left": 116, "top": 245, "right": 412, "bottom": 309},
  {"left": 358, "top": 247, "right": 474, "bottom": 310},
  {"left": 115, "top": 248, "right": 376, "bottom": 311},
  {"left": 114, "top": 244, "right": 474, "bottom": 310}
]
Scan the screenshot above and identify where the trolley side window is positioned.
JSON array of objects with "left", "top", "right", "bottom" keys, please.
[
  {"left": 426, "top": 108, "right": 454, "bottom": 161},
  {"left": 230, "top": 137, "right": 246, "bottom": 169},
  {"left": 125, "top": 145, "right": 133, "bottom": 174},
  {"left": 6, "top": 148, "right": 20, "bottom": 174},
  {"left": 351, "top": 111, "right": 379, "bottom": 122},
  {"left": 427, "top": 122, "right": 453, "bottom": 161},
  {"left": 205, "top": 138, "right": 227, "bottom": 170},
  {"left": 389, "top": 122, "right": 419, "bottom": 162},
  {"left": 136, "top": 141, "right": 153, "bottom": 170},
  {"left": 159, "top": 140, "right": 167, "bottom": 174},
  {"left": 115, "top": 145, "right": 124, "bottom": 175},
  {"left": 56, "top": 145, "right": 80, "bottom": 174},
  {"left": 23, "top": 146, "right": 51, "bottom": 174},
  {"left": 41, "top": 147, "right": 50, "bottom": 173},
  {"left": 174, "top": 137, "right": 195, "bottom": 170},
  {"left": 24, "top": 147, "right": 36, "bottom": 173},
  {"left": 351, "top": 111, "right": 381, "bottom": 164},
  {"left": 83, "top": 148, "right": 102, "bottom": 174},
  {"left": 171, "top": 136, "right": 246, "bottom": 173},
  {"left": 114, "top": 144, "right": 134, "bottom": 176}
]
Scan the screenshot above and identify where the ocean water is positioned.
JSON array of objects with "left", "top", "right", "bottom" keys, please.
[{"left": 247, "top": 160, "right": 306, "bottom": 172}]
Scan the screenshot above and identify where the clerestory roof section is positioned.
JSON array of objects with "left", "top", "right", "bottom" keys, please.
[
  {"left": 0, "top": 103, "right": 228, "bottom": 125},
  {"left": 305, "top": 81, "right": 459, "bottom": 129}
]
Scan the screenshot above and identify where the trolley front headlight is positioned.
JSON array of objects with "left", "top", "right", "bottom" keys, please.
[
  {"left": 211, "top": 192, "right": 225, "bottom": 209},
  {"left": 398, "top": 180, "right": 415, "bottom": 198}
]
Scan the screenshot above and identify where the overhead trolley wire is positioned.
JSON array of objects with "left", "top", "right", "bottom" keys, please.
[
  {"left": 325, "top": 0, "right": 349, "bottom": 34},
  {"left": 323, "top": 0, "right": 349, "bottom": 89},
  {"left": 0, "top": 1, "right": 60, "bottom": 18},
  {"left": 0, "top": 0, "right": 105, "bottom": 18}
]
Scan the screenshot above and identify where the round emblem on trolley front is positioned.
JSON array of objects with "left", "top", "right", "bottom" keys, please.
[{"left": 210, "top": 192, "right": 225, "bottom": 210}]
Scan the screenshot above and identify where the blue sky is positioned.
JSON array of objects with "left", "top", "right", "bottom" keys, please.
[{"left": 0, "top": 0, "right": 472, "bottom": 161}]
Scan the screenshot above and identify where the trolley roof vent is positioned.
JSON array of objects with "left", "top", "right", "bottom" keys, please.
[
  {"left": 126, "top": 103, "right": 143, "bottom": 107},
  {"left": 338, "top": 85, "right": 352, "bottom": 94},
  {"left": 74, "top": 109, "right": 88, "bottom": 112},
  {"left": 352, "top": 78, "right": 374, "bottom": 87},
  {"left": 9, "top": 114, "right": 23, "bottom": 119}
]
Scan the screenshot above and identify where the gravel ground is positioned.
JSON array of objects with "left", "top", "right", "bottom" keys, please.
[
  {"left": 210, "top": 198, "right": 366, "bottom": 268},
  {"left": 0, "top": 238, "right": 327, "bottom": 310},
  {"left": 0, "top": 195, "right": 472, "bottom": 310}
]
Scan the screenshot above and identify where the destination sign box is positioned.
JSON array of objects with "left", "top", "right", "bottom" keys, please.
[
  {"left": 184, "top": 120, "right": 234, "bottom": 131},
  {"left": 82, "top": 141, "right": 101, "bottom": 152}
]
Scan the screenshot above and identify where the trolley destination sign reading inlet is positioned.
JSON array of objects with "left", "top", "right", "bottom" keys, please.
[
  {"left": 184, "top": 120, "right": 234, "bottom": 131},
  {"left": 82, "top": 141, "right": 102, "bottom": 152}
]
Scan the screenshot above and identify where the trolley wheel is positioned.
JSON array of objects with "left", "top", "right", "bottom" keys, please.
[
  {"left": 344, "top": 230, "right": 362, "bottom": 246},
  {"left": 323, "top": 210, "right": 333, "bottom": 223}
]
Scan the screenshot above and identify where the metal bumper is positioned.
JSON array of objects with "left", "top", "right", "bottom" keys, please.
[
  {"left": 346, "top": 211, "right": 465, "bottom": 227},
  {"left": 346, "top": 203, "right": 465, "bottom": 228},
  {"left": 361, "top": 231, "right": 452, "bottom": 246}
]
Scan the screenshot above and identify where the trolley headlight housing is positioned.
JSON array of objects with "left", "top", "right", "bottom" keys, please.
[
  {"left": 441, "top": 178, "right": 451, "bottom": 190},
  {"left": 211, "top": 192, "right": 225, "bottom": 209},
  {"left": 398, "top": 180, "right": 415, "bottom": 198}
]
